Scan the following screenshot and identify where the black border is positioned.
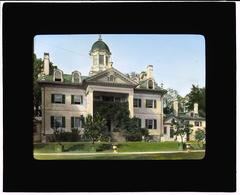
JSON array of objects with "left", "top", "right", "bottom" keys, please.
[{"left": 3, "top": 2, "right": 236, "bottom": 192}]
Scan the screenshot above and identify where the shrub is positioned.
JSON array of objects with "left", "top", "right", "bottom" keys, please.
[
  {"left": 96, "top": 144, "right": 112, "bottom": 152},
  {"left": 53, "top": 128, "right": 80, "bottom": 142}
]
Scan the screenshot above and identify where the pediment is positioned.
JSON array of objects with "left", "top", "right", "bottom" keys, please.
[{"left": 86, "top": 68, "right": 138, "bottom": 86}]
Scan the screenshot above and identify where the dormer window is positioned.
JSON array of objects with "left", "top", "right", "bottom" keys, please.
[
  {"left": 72, "top": 71, "right": 81, "bottom": 84},
  {"left": 53, "top": 69, "right": 63, "bottom": 82},
  {"left": 148, "top": 79, "right": 154, "bottom": 89}
]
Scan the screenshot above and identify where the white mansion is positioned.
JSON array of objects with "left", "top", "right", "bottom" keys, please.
[{"left": 36, "top": 36, "right": 205, "bottom": 142}]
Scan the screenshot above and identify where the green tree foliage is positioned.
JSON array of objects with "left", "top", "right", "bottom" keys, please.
[
  {"left": 123, "top": 117, "right": 149, "bottom": 141},
  {"left": 33, "top": 53, "right": 57, "bottom": 116},
  {"left": 83, "top": 113, "right": 107, "bottom": 144},
  {"left": 171, "top": 119, "right": 193, "bottom": 145},
  {"left": 163, "top": 88, "right": 183, "bottom": 114},
  {"left": 33, "top": 54, "right": 43, "bottom": 116},
  {"left": 94, "top": 101, "right": 130, "bottom": 130},
  {"left": 195, "top": 128, "right": 206, "bottom": 148},
  {"left": 186, "top": 85, "right": 205, "bottom": 117}
]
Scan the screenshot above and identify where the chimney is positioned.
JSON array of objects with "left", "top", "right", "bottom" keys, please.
[
  {"left": 146, "top": 65, "right": 153, "bottom": 79},
  {"left": 43, "top": 53, "right": 50, "bottom": 75},
  {"left": 173, "top": 100, "right": 178, "bottom": 116},
  {"left": 194, "top": 103, "right": 198, "bottom": 115}
]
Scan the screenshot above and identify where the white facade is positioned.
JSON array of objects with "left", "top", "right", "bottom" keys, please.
[{"left": 38, "top": 37, "right": 167, "bottom": 141}]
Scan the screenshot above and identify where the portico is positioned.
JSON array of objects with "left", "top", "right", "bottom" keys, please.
[{"left": 86, "top": 85, "right": 134, "bottom": 118}]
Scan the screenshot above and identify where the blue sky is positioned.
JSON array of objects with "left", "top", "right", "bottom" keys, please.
[{"left": 34, "top": 34, "right": 205, "bottom": 96}]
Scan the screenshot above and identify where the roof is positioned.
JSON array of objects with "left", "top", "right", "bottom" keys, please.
[
  {"left": 38, "top": 74, "right": 89, "bottom": 84},
  {"left": 90, "top": 39, "right": 111, "bottom": 54},
  {"left": 164, "top": 113, "right": 205, "bottom": 123},
  {"left": 138, "top": 79, "right": 162, "bottom": 90}
]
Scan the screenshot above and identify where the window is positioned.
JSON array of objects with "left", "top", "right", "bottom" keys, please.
[
  {"left": 106, "top": 56, "right": 108, "bottom": 65},
  {"left": 164, "top": 126, "right": 167, "bottom": 134},
  {"left": 51, "top": 116, "right": 65, "bottom": 129},
  {"left": 73, "top": 73, "right": 79, "bottom": 83},
  {"left": 102, "top": 96, "right": 114, "bottom": 102},
  {"left": 54, "top": 70, "right": 62, "bottom": 82},
  {"left": 200, "top": 121, "right": 202, "bottom": 126},
  {"left": 190, "top": 112, "right": 194, "bottom": 117},
  {"left": 71, "top": 117, "right": 83, "bottom": 128},
  {"left": 51, "top": 94, "right": 65, "bottom": 104},
  {"left": 108, "top": 75, "right": 115, "bottom": 82},
  {"left": 170, "top": 127, "right": 174, "bottom": 138},
  {"left": 195, "top": 121, "right": 200, "bottom": 126},
  {"left": 99, "top": 55, "right": 104, "bottom": 64},
  {"left": 114, "top": 97, "right": 121, "bottom": 102},
  {"left": 71, "top": 95, "right": 83, "bottom": 104},
  {"left": 134, "top": 98, "right": 141, "bottom": 108},
  {"left": 146, "top": 99, "right": 157, "bottom": 108},
  {"left": 148, "top": 79, "right": 154, "bottom": 89},
  {"left": 145, "top": 119, "right": 157, "bottom": 129}
]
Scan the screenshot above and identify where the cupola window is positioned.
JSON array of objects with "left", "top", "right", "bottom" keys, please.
[{"left": 99, "top": 55, "right": 104, "bottom": 65}]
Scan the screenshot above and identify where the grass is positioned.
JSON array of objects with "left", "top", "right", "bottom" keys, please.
[
  {"left": 33, "top": 141, "right": 192, "bottom": 153},
  {"left": 34, "top": 151, "right": 205, "bottom": 160}
]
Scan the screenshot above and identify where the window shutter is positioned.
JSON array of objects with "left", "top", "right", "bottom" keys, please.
[
  {"left": 71, "top": 95, "right": 74, "bottom": 104},
  {"left": 51, "top": 116, "right": 54, "bottom": 128},
  {"left": 62, "top": 117, "right": 65, "bottom": 128},
  {"left": 81, "top": 116, "right": 85, "bottom": 128},
  {"left": 154, "top": 119, "right": 157, "bottom": 129},
  {"left": 51, "top": 94, "right": 54, "bottom": 103},
  {"left": 62, "top": 95, "right": 65, "bottom": 104},
  {"left": 80, "top": 96, "right": 83, "bottom": 104},
  {"left": 145, "top": 119, "right": 148, "bottom": 128},
  {"left": 139, "top": 99, "right": 142, "bottom": 107},
  {"left": 71, "top": 117, "right": 74, "bottom": 128},
  {"left": 154, "top": 100, "right": 157, "bottom": 108}
]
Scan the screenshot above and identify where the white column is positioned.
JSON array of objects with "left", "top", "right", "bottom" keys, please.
[
  {"left": 87, "top": 88, "right": 94, "bottom": 116},
  {"left": 128, "top": 91, "right": 134, "bottom": 118},
  {"left": 160, "top": 96, "right": 164, "bottom": 139}
]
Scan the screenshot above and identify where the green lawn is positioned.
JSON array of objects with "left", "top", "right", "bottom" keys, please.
[
  {"left": 34, "top": 141, "right": 198, "bottom": 153},
  {"left": 34, "top": 152, "right": 205, "bottom": 160}
]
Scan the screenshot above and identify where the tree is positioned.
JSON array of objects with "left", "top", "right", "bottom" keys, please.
[
  {"left": 163, "top": 88, "right": 183, "bottom": 114},
  {"left": 83, "top": 113, "right": 107, "bottom": 144},
  {"left": 171, "top": 119, "right": 193, "bottom": 149},
  {"left": 33, "top": 53, "right": 57, "bottom": 117},
  {"left": 33, "top": 54, "right": 43, "bottom": 116},
  {"left": 195, "top": 128, "right": 206, "bottom": 148},
  {"left": 123, "top": 117, "right": 149, "bottom": 141},
  {"left": 186, "top": 85, "right": 205, "bottom": 117},
  {"left": 94, "top": 101, "right": 130, "bottom": 131}
]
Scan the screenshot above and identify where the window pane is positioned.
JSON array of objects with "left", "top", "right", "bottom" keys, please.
[
  {"left": 54, "top": 116, "right": 62, "bottom": 128},
  {"left": 99, "top": 55, "right": 104, "bottom": 64},
  {"left": 75, "top": 117, "right": 81, "bottom": 128},
  {"left": 148, "top": 80, "right": 153, "bottom": 89},
  {"left": 54, "top": 94, "right": 62, "bottom": 103},
  {"left": 148, "top": 120, "right": 153, "bottom": 129},
  {"left": 164, "top": 127, "right": 167, "bottom": 134},
  {"left": 146, "top": 100, "right": 153, "bottom": 108},
  {"left": 134, "top": 99, "right": 138, "bottom": 107},
  {"left": 74, "top": 73, "right": 79, "bottom": 83},
  {"left": 170, "top": 127, "right": 174, "bottom": 138}
]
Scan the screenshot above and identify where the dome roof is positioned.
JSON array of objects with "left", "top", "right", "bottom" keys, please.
[{"left": 90, "top": 38, "right": 111, "bottom": 54}]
